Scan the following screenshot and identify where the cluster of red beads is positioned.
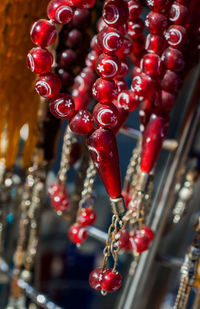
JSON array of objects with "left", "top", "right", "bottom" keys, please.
[
  {"left": 49, "top": 183, "right": 70, "bottom": 211},
  {"left": 89, "top": 267, "right": 122, "bottom": 292}
]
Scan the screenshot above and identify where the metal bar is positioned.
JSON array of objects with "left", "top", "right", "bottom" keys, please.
[
  {"left": 156, "top": 254, "right": 184, "bottom": 268},
  {"left": 87, "top": 226, "right": 107, "bottom": 243},
  {"left": 120, "top": 126, "right": 179, "bottom": 152},
  {"left": 117, "top": 63, "right": 200, "bottom": 309}
]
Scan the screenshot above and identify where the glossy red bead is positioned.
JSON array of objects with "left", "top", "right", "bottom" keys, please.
[
  {"left": 95, "top": 54, "right": 121, "bottom": 79},
  {"left": 161, "top": 70, "right": 182, "bottom": 93},
  {"left": 118, "top": 230, "right": 132, "bottom": 251},
  {"left": 66, "top": 29, "right": 83, "bottom": 48},
  {"left": 89, "top": 268, "right": 103, "bottom": 290},
  {"left": 85, "top": 50, "right": 99, "bottom": 70},
  {"left": 131, "top": 73, "right": 155, "bottom": 98},
  {"left": 131, "top": 232, "right": 150, "bottom": 253},
  {"left": 49, "top": 93, "right": 74, "bottom": 119},
  {"left": 141, "top": 53, "right": 163, "bottom": 78},
  {"left": 140, "top": 114, "right": 169, "bottom": 173},
  {"left": 59, "top": 49, "right": 77, "bottom": 69},
  {"left": 72, "top": 8, "right": 91, "bottom": 28},
  {"left": 141, "top": 226, "right": 154, "bottom": 242},
  {"left": 69, "top": 110, "right": 94, "bottom": 134},
  {"left": 116, "top": 60, "right": 129, "bottom": 79},
  {"left": 169, "top": 2, "right": 189, "bottom": 26},
  {"left": 93, "top": 103, "right": 119, "bottom": 128},
  {"left": 97, "top": 27, "right": 123, "bottom": 55},
  {"left": 27, "top": 47, "right": 53, "bottom": 74},
  {"left": 47, "top": 0, "right": 75, "bottom": 24},
  {"left": 35, "top": 72, "right": 61, "bottom": 98},
  {"left": 164, "top": 25, "right": 187, "bottom": 48},
  {"left": 92, "top": 78, "right": 118, "bottom": 104},
  {"left": 128, "top": 18, "right": 144, "bottom": 39},
  {"left": 145, "top": 12, "right": 168, "bottom": 35},
  {"left": 49, "top": 184, "right": 69, "bottom": 211},
  {"left": 155, "top": 90, "right": 176, "bottom": 113},
  {"left": 68, "top": 223, "right": 88, "bottom": 244},
  {"left": 115, "top": 79, "right": 128, "bottom": 92},
  {"left": 71, "top": 0, "right": 95, "bottom": 9},
  {"left": 58, "top": 69, "right": 74, "bottom": 88},
  {"left": 101, "top": 269, "right": 122, "bottom": 292},
  {"left": 146, "top": 0, "right": 171, "bottom": 13},
  {"left": 116, "top": 36, "right": 133, "bottom": 59},
  {"left": 117, "top": 90, "right": 140, "bottom": 111},
  {"left": 162, "top": 47, "right": 185, "bottom": 72},
  {"left": 145, "top": 34, "right": 166, "bottom": 55},
  {"left": 103, "top": 0, "right": 129, "bottom": 27},
  {"left": 128, "top": 0, "right": 142, "bottom": 20},
  {"left": 30, "top": 19, "right": 57, "bottom": 48},
  {"left": 87, "top": 127, "right": 122, "bottom": 198},
  {"left": 77, "top": 208, "right": 97, "bottom": 226}
]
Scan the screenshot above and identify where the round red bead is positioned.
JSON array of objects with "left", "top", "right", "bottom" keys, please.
[
  {"left": 50, "top": 184, "right": 69, "bottom": 211},
  {"left": 77, "top": 208, "right": 97, "bottom": 226},
  {"left": 49, "top": 93, "right": 74, "bottom": 119},
  {"left": 128, "top": 0, "right": 142, "bottom": 20},
  {"left": 66, "top": 29, "right": 83, "bottom": 48},
  {"left": 68, "top": 223, "right": 88, "bottom": 244},
  {"left": 89, "top": 268, "right": 103, "bottom": 290},
  {"left": 169, "top": 2, "right": 189, "bottom": 26},
  {"left": 128, "top": 18, "right": 144, "bottom": 39},
  {"left": 117, "top": 90, "right": 140, "bottom": 111},
  {"left": 59, "top": 49, "right": 77, "bottom": 69},
  {"left": 131, "top": 37, "right": 145, "bottom": 55},
  {"left": 71, "top": 0, "right": 95, "bottom": 9},
  {"left": 101, "top": 269, "right": 122, "bottom": 292},
  {"left": 27, "top": 47, "right": 53, "bottom": 74},
  {"left": 161, "top": 70, "right": 182, "bottom": 93},
  {"left": 92, "top": 78, "right": 118, "bottom": 104},
  {"left": 146, "top": 0, "right": 171, "bottom": 13},
  {"left": 90, "top": 35, "right": 102, "bottom": 54},
  {"left": 95, "top": 54, "right": 121, "bottom": 79},
  {"left": 116, "top": 60, "right": 129, "bottom": 79},
  {"left": 145, "top": 34, "right": 166, "bottom": 55},
  {"left": 164, "top": 25, "right": 187, "bottom": 49},
  {"left": 49, "top": 183, "right": 64, "bottom": 197},
  {"left": 97, "top": 27, "right": 123, "bottom": 55},
  {"left": 156, "top": 90, "right": 176, "bottom": 112},
  {"left": 131, "top": 73, "right": 155, "bottom": 98},
  {"left": 93, "top": 103, "right": 118, "bottom": 128},
  {"left": 131, "top": 232, "right": 150, "bottom": 253},
  {"left": 103, "top": 0, "right": 129, "bottom": 27},
  {"left": 47, "top": 0, "right": 75, "bottom": 24},
  {"left": 116, "top": 35, "right": 132, "bottom": 59},
  {"left": 141, "top": 226, "right": 154, "bottom": 242},
  {"left": 162, "top": 47, "right": 185, "bottom": 72},
  {"left": 141, "top": 53, "right": 163, "bottom": 78},
  {"left": 118, "top": 230, "right": 132, "bottom": 251},
  {"left": 35, "top": 72, "right": 61, "bottom": 98},
  {"left": 145, "top": 12, "right": 168, "bottom": 35},
  {"left": 115, "top": 79, "right": 128, "bottom": 92},
  {"left": 30, "top": 19, "right": 57, "bottom": 48},
  {"left": 69, "top": 110, "right": 94, "bottom": 134},
  {"left": 72, "top": 8, "right": 91, "bottom": 27},
  {"left": 85, "top": 50, "right": 99, "bottom": 70}
]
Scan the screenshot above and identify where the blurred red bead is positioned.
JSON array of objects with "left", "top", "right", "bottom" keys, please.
[
  {"left": 68, "top": 223, "right": 88, "bottom": 244},
  {"left": 71, "top": 0, "right": 95, "bottom": 9},
  {"left": 95, "top": 54, "right": 121, "bottom": 79},
  {"left": 101, "top": 269, "right": 122, "bottom": 292},
  {"left": 47, "top": 0, "right": 75, "bottom": 24},
  {"left": 118, "top": 229, "right": 133, "bottom": 251},
  {"left": 103, "top": 0, "right": 129, "bottom": 27},
  {"left": 169, "top": 2, "right": 189, "bottom": 26},
  {"left": 59, "top": 49, "right": 77, "bottom": 69},
  {"left": 162, "top": 47, "right": 185, "bottom": 72},
  {"left": 89, "top": 268, "right": 103, "bottom": 290},
  {"left": 90, "top": 35, "right": 102, "bottom": 54},
  {"left": 116, "top": 60, "right": 129, "bottom": 79},
  {"left": 85, "top": 50, "right": 99, "bottom": 70},
  {"left": 145, "top": 12, "right": 168, "bottom": 35},
  {"left": 49, "top": 93, "right": 74, "bottom": 119},
  {"left": 97, "top": 27, "right": 123, "bottom": 55},
  {"left": 164, "top": 25, "right": 187, "bottom": 48},
  {"left": 161, "top": 70, "right": 182, "bottom": 93},
  {"left": 30, "top": 19, "right": 57, "bottom": 48},
  {"left": 72, "top": 8, "right": 91, "bottom": 27},
  {"left": 48, "top": 183, "right": 64, "bottom": 197},
  {"left": 35, "top": 72, "right": 61, "bottom": 98},
  {"left": 97, "top": 17, "right": 108, "bottom": 33},
  {"left": 77, "top": 208, "right": 97, "bottom": 226},
  {"left": 146, "top": 0, "right": 171, "bottom": 13},
  {"left": 117, "top": 90, "right": 140, "bottom": 111},
  {"left": 93, "top": 103, "right": 119, "bottom": 128},
  {"left": 115, "top": 79, "right": 128, "bottom": 92},
  {"left": 141, "top": 226, "right": 154, "bottom": 242},
  {"left": 141, "top": 53, "right": 163, "bottom": 78},
  {"left": 139, "top": 99, "right": 153, "bottom": 131},
  {"left": 58, "top": 69, "right": 74, "bottom": 88},
  {"left": 131, "top": 37, "right": 145, "bottom": 55},
  {"left": 66, "top": 29, "right": 83, "bottom": 48},
  {"left": 27, "top": 47, "right": 53, "bottom": 74},
  {"left": 116, "top": 36, "right": 133, "bottom": 59},
  {"left": 69, "top": 110, "right": 94, "bottom": 134},
  {"left": 131, "top": 73, "right": 155, "bottom": 98},
  {"left": 128, "top": 0, "right": 142, "bottom": 19},
  {"left": 131, "top": 232, "right": 150, "bottom": 253},
  {"left": 50, "top": 185, "right": 69, "bottom": 211},
  {"left": 92, "top": 78, "right": 118, "bottom": 104},
  {"left": 128, "top": 18, "right": 144, "bottom": 39},
  {"left": 155, "top": 90, "right": 176, "bottom": 112},
  {"left": 145, "top": 34, "right": 166, "bottom": 55}
]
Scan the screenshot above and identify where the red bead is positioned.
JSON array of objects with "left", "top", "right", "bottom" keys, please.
[
  {"left": 49, "top": 93, "right": 74, "bottom": 119},
  {"left": 128, "top": 0, "right": 142, "bottom": 20},
  {"left": 146, "top": 0, "right": 171, "bottom": 13},
  {"left": 35, "top": 72, "right": 61, "bottom": 98},
  {"left": 47, "top": 0, "right": 75, "bottom": 24},
  {"left": 90, "top": 35, "right": 102, "bottom": 54},
  {"left": 169, "top": 2, "right": 189, "bottom": 26},
  {"left": 27, "top": 47, "right": 53, "bottom": 74},
  {"left": 131, "top": 232, "right": 150, "bottom": 253},
  {"left": 69, "top": 110, "right": 94, "bottom": 134},
  {"left": 116, "top": 36, "right": 132, "bottom": 59},
  {"left": 72, "top": 8, "right": 91, "bottom": 28},
  {"left": 49, "top": 184, "right": 69, "bottom": 211},
  {"left": 141, "top": 226, "right": 154, "bottom": 242},
  {"left": 70, "top": 141, "right": 82, "bottom": 165},
  {"left": 48, "top": 183, "right": 64, "bottom": 197},
  {"left": 71, "top": 0, "right": 95, "bottom": 9},
  {"left": 131, "top": 73, "right": 155, "bottom": 98},
  {"left": 103, "top": 0, "right": 129, "bottom": 27},
  {"left": 85, "top": 50, "right": 99, "bottom": 70},
  {"left": 131, "top": 37, "right": 145, "bottom": 55},
  {"left": 92, "top": 78, "right": 118, "bottom": 104},
  {"left": 145, "top": 34, "right": 166, "bottom": 55},
  {"left": 118, "top": 230, "right": 132, "bottom": 251},
  {"left": 117, "top": 90, "right": 140, "bottom": 111},
  {"left": 128, "top": 18, "right": 144, "bottom": 39},
  {"left": 162, "top": 47, "right": 185, "bottom": 72},
  {"left": 161, "top": 70, "right": 182, "bottom": 93},
  {"left": 58, "top": 69, "right": 74, "bottom": 88},
  {"left": 139, "top": 99, "right": 153, "bottom": 130},
  {"left": 89, "top": 268, "right": 103, "bottom": 290},
  {"left": 59, "top": 49, "right": 77, "bottom": 69},
  {"left": 164, "top": 25, "right": 187, "bottom": 48},
  {"left": 141, "top": 53, "right": 163, "bottom": 78},
  {"left": 101, "top": 269, "right": 122, "bottom": 292},
  {"left": 116, "top": 60, "right": 129, "bottom": 79},
  {"left": 112, "top": 101, "right": 129, "bottom": 134},
  {"left": 145, "top": 12, "right": 168, "bottom": 35},
  {"left": 93, "top": 103, "right": 119, "bottom": 128},
  {"left": 68, "top": 223, "right": 88, "bottom": 244},
  {"left": 97, "top": 27, "right": 123, "bottom": 55},
  {"left": 140, "top": 114, "right": 169, "bottom": 173},
  {"left": 95, "top": 54, "right": 121, "bottom": 79},
  {"left": 66, "top": 29, "right": 83, "bottom": 48},
  {"left": 115, "top": 79, "right": 128, "bottom": 92},
  {"left": 88, "top": 127, "right": 122, "bottom": 198},
  {"left": 97, "top": 17, "right": 108, "bottom": 33},
  {"left": 77, "top": 208, "right": 97, "bottom": 226},
  {"left": 30, "top": 19, "right": 57, "bottom": 48},
  {"left": 155, "top": 90, "right": 176, "bottom": 113}
]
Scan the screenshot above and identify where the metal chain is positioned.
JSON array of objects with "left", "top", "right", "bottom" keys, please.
[{"left": 79, "top": 159, "right": 96, "bottom": 207}]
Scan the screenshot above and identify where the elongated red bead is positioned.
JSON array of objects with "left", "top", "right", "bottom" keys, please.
[
  {"left": 88, "top": 127, "right": 122, "bottom": 198},
  {"left": 140, "top": 114, "right": 169, "bottom": 173},
  {"left": 30, "top": 19, "right": 57, "bottom": 48},
  {"left": 27, "top": 47, "right": 53, "bottom": 74},
  {"left": 35, "top": 72, "right": 61, "bottom": 98},
  {"left": 47, "top": 0, "right": 75, "bottom": 24}
]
